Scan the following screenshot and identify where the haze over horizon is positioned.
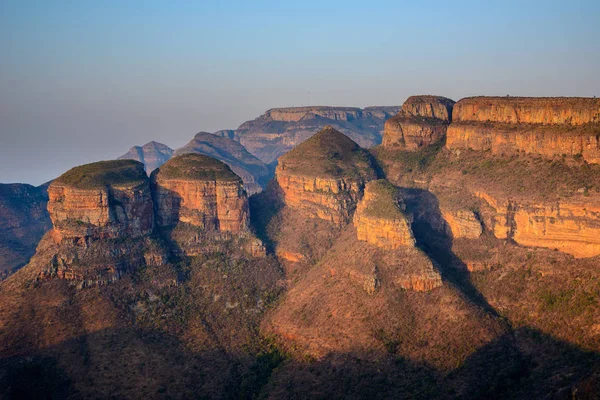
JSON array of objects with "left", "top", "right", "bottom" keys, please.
[{"left": 1, "top": 0, "right": 599, "bottom": 185}]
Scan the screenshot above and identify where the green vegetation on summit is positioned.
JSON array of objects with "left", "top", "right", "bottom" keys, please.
[
  {"left": 54, "top": 160, "right": 147, "bottom": 189},
  {"left": 154, "top": 153, "right": 241, "bottom": 182},
  {"left": 278, "top": 126, "right": 378, "bottom": 179}
]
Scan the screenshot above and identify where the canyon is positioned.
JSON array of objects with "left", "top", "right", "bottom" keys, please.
[{"left": 2, "top": 97, "right": 600, "bottom": 398}]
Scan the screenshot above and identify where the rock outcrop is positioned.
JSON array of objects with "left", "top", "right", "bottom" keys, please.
[
  {"left": 47, "top": 160, "right": 154, "bottom": 245},
  {"left": 151, "top": 153, "right": 250, "bottom": 233},
  {"left": 476, "top": 190, "right": 600, "bottom": 258},
  {"left": 39, "top": 160, "right": 163, "bottom": 286},
  {"left": 118, "top": 141, "right": 174, "bottom": 173},
  {"left": 446, "top": 97, "right": 600, "bottom": 163},
  {"left": 234, "top": 105, "right": 400, "bottom": 163},
  {"left": 442, "top": 209, "right": 483, "bottom": 239},
  {"left": 275, "top": 126, "right": 378, "bottom": 224},
  {"left": 382, "top": 96, "right": 455, "bottom": 150},
  {"left": 0, "top": 183, "right": 51, "bottom": 276},
  {"left": 353, "top": 180, "right": 416, "bottom": 249},
  {"left": 173, "top": 132, "right": 271, "bottom": 194}
]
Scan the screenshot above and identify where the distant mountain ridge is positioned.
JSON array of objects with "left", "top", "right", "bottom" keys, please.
[{"left": 118, "top": 141, "right": 174, "bottom": 172}]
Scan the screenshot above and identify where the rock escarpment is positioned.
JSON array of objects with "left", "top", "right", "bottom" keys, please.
[
  {"left": 234, "top": 105, "right": 400, "bottom": 163},
  {"left": 40, "top": 160, "right": 163, "bottom": 286},
  {"left": 353, "top": 180, "right": 416, "bottom": 249},
  {"left": 118, "top": 141, "right": 174, "bottom": 173},
  {"left": 0, "top": 183, "right": 51, "bottom": 277},
  {"left": 151, "top": 154, "right": 264, "bottom": 257},
  {"left": 48, "top": 160, "right": 154, "bottom": 245},
  {"left": 441, "top": 209, "right": 483, "bottom": 239},
  {"left": 382, "top": 96, "right": 455, "bottom": 150},
  {"left": 476, "top": 190, "right": 600, "bottom": 258},
  {"left": 446, "top": 97, "right": 600, "bottom": 163},
  {"left": 275, "top": 126, "right": 378, "bottom": 224},
  {"left": 173, "top": 132, "right": 271, "bottom": 194},
  {"left": 151, "top": 154, "right": 249, "bottom": 233}
]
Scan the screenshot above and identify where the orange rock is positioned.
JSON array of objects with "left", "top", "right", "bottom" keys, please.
[
  {"left": 382, "top": 95, "right": 455, "bottom": 150},
  {"left": 441, "top": 209, "right": 483, "bottom": 239},
  {"left": 47, "top": 160, "right": 154, "bottom": 245},
  {"left": 353, "top": 180, "right": 416, "bottom": 249},
  {"left": 151, "top": 154, "right": 249, "bottom": 233},
  {"left": 447, "top": 97, "right": 600, "bottom": 163},
  {"left": 475, "top": 190, "right": 600, "bottom": 258}
]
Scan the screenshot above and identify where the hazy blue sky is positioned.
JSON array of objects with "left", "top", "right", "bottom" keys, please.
[{"left": 1, "top": 0, "right": 599, "bottom": 185}]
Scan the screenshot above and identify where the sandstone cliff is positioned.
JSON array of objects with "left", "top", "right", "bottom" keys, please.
[
  {"left": 446, "top": 97, "right": 600, "bottom": 163},
  {"left": 353, "top": 180, "right": 416, "bottom": 249},
  {"left": 275, "top": 126, "right": 378, "bottom": 224},
  {"left": 48, "top": 160, "right": 154, "bottom": 246},
  {"left": 0, "top": 183, "right": 51, "bottom": 277},
  {"left": 118, "top": 141, "right": 174, "bottom": 173},
  {"left": 234, "top": 105, "right": 400, "bottom": 163},
  {"left": 383, "top": 95, "right": 455, "bottom": 150},
  {"left": 151, "top": 153, "right": 249, "bottom": 232},
  {"left": 38, "top": 160, "right": 164, "bottom": 286},
  {"left": 173, "top": 132, "right": 271, "bottom": 194},
  {"left": 475, "top": 190, "right": 600, "bottom": 258}
]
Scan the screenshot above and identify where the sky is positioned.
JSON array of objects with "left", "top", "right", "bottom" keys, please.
[{"left": 1, "top": 0, "right": 599, "bottom": 185}]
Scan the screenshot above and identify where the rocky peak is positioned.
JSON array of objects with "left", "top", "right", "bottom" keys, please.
[
  {"left": 262, "top": 106, "right": 364, "bottom": 123},
  {"left": 353, "top": 180, "right": 416, "bottom": 249},
  {"left": 118, "top": 141, "right": 174, "bottom": 173},
  {"left": 382, "top": 95, "right": 456, "bottom": 150},
  {"left": 47, "top": 160, "right": 154, "bottom": 246},
  {"left": 275, "top": 126, "right": 378, "bottom": 224},
  {"left": 151, "top": 153, "right": 249, "bottom": 233}
]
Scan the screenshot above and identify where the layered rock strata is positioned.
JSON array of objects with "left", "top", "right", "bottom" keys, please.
[
  {"left": 441, "top": 209, "right": 483, "bottom": 239},
  {"left": 353, "top": 180, "right": 416, "bottom": 249},
  {"left": 47, "top": 160, "right": 154, "bottom": 246},
  {"left": 151, "top": 153, "right": 250, "bottom": 233},
  {"left": 382, "top": 95, "right": 455, "bottom": 150},
  {"left": 446, "top": 97, "right": 600, "bottom": 163},
  {"left": 275, "top": 126, "right": 378, "bottom": 224},
  {"left": 476, "top": 190, "right": 600, "bottom": 258}
]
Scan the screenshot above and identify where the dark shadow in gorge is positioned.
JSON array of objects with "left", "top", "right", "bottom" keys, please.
[
  {"left": 1, "top": 326, "right": 599, "bottom": 399},
  {"left": 399, "top": 188, "right": 502, "bottom": 318}
]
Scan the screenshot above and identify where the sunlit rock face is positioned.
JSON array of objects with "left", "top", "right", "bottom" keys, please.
[
  {"left": 382, "top": 95, "right": 455, "bottom": 150},
  {"left": 441, "top": 209, "right": 483, "bottom": 239},
  {"left": 446, "top": 97, "right": 600, "bottom": 163},
  {"left": 353, "top": 180, "right": 416, "bottom": 249},
  {"left": 151, "top": 153, "right": 249, "bottom": 233},
  {"left": 275, "top": 126, "right": 379, "bottom": 225},
  {"left": 47, "top": 160, "right": 154, "bottom": 246},
  {"left": 476, "top": 190, "right": 600, "bottom": 258}
]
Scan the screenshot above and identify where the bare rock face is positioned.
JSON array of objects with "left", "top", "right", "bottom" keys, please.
[
  {"left": 39, "top": 160, "right": 163, "bottom": 286},
  {"left": 275, "top": 126, "right": 379, "bottom": 225},
  {"left": 151, "top": 153, "right": 250, "bottom": 233},
  {"left": 446, "top": 97, "right": 600, "bottom": 163},
  {"left": 476, "top": 190, "right": 600, "bottom": 258},
  {"left": 441, "top": 209, "right": 483, "bottom": 239},
  {"left": 234, "top": 106, "right": 400, "bottom": 163},
  {"left": 382, "top": 95, "right": 455, "bottom": 150},
  {"left": 353, "top": 180, "right": 416, "bottom": 249},
  {"left": 0, "top": 183, "right": 51, "bottom": 277},
  {"left": 47, "top": 160, "right": 154, "bottom": 246},
  {"left": 173, "top": 132, "right": 271, "bottom": 195},
  {"left": 118, "top": 141, "right": 174, "bottom": 173}
]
